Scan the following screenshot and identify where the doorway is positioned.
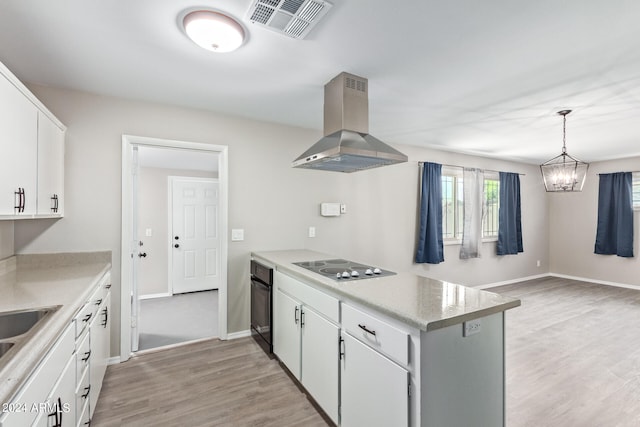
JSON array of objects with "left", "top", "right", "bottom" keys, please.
[{"left": 121, "top": 135, "right": 228, "bottom": 361}]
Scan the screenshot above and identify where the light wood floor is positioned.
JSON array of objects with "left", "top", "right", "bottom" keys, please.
[
  {"left": 91, "top": 337, "right": 331, "bottom": 427},
  {"left": 93, "top": 276, "right": 640, "bottom": 427},
  {"left": 491, "top": 276, "right": 640, "bottom": 427}
]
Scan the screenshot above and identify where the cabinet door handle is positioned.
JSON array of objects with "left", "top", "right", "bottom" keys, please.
[
  {"left": 294, "top": 306, "right": 299, "bottom": 324},
  {"left": 14, "top": 188, "right": 25, "bottom": 213},
  {"left": 82, "top": 350, "right": 92, "bottom": 362},
  {"left": 339, "top": 336, "right": 345, "bottom": 360},
  {"left": 82, "top": 385, "right": 91, "bottom": 399},
  {"left": 20, "top": 188, "right": 25, "bottom": 213},
  {"left": 102, "top": 306, "right": 108, "bottom": 327},
  {"left": 95, "top": 298, "right": 102, "bottom": 306},
  {"left": 51, "top": 194, "right": 59, "bottom": 213},
  {"left": 83, "top": 313, "right": 92, "bottom": 323},
  {"left": 300, "top": 308, "right": 305, "bottom": 327},
  {"left": 57, "top": 397, "right": 63, "bottom": 426},
  {"left": 358, "top": 324, "right": 377, "bottom": 336}
]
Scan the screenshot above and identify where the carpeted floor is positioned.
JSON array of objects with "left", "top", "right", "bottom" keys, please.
[{"left": 138, "top": 290, "right": 218, "bottom": 351}]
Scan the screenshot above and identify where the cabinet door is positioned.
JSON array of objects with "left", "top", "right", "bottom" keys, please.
[
  {"left": 341, "top": 332, "right": 409, "bottom": 427},
  {"left": 273, "top": 289, "right": 301, "bottom": 379},
  {"left": 32, "top": 355, "right": 76, "bottom": 427},
  {"left": 37, "top": 111, "right": 64, "bottom": 215},
  {"left": 300, "top": 306, "right": 339, "bottom": 424},
  {"left": 89, "top": 291, "right": 111, "bottom": 417},
  {"left": 0, "top": 73, "right": 38, "bottom": 215}
]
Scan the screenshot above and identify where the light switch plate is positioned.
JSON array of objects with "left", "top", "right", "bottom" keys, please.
[{"left": 231, "top": 229, "right": 244, "bottom": 241}]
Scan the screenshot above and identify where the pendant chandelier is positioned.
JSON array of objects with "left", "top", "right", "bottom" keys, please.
[{"left": 540, "top": 110, "right": 589, "bottom": 192}]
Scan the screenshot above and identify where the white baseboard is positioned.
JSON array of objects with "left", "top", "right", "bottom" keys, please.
[
  {"left": 226, "top": 329, "right": 252, "bottom": 340},
  {"left": 476, "top": 273, "right": 549, "bottom": 289},
  {"left": 549, "top": 273, "right": 640, "bottom": 291},
  {"left": 107, "top": 356, "right": 121, "bottom": 366},
  {"left": 476, "top": 272, "right": 640, "bottom": 291},
  {"left": 139, "top": 292, "right": 172, "bottom": 300}
]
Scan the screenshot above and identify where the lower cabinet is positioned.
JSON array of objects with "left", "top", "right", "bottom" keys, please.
[
  {"left": 273, "top": 273, "right": 340, "bottom": 424},
  {"left": 340, "top": 331, "right": 408, "bottom": 427},
  {"left": 89, "top": 291, "right": 111, "bottom": 418},
  {"left": 300, "top": 306, "right": 339, "bottom": 423},
  {"left": 0, "top": 324, "right": 75, "bottom": 427}
]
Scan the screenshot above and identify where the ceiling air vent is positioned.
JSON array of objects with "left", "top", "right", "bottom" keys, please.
[{"left": 246, "top": 0, "right": 333, "bottom": 39}]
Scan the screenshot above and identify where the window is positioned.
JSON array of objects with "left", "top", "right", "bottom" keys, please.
[
  {"left": 441, "top": 174, "right": 463, "bottom": 240},
  {"left": 483, "top": 178, "right": 499, "bottom": 238},
  {"left": 441, "top": 169, "right": 499, "bottom": 242},
  {"left": 633, "top": 172, "right": 640, "bottom": 209}
]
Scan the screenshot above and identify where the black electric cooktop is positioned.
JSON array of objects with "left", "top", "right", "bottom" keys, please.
[{"left": 293, "top": 259, "right": 396, "bottom": 281}]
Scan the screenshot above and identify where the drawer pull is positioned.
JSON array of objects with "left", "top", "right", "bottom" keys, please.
[
  {"left": 82, "top": 385, "right": 91, "bottom": 399},
  {"left": 358, "top": 323, "right": 377, "bottom": 336},
  {"left": 82, "top": 313, "right": 92, "bottom": 323},
  {"left": 82, "top": 350, "right": 91, "bottom": 362},
  {"left": 95, "top": 298, "right": 102, "bottom": 306}
]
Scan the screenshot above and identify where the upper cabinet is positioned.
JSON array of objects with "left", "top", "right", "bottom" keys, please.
[
  {"left": 37, "top": 111, "right": 64, "bottom": 215},
  {"left": 0, "top": 61, "right": 65, "bottom": 219}
]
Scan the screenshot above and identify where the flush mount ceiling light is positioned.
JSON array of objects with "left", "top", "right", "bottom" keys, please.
[
  {"left": 182, "top": 10, "right": 245, "bottom": 53},
  {"left": 540, "top": 110, "right": 589, "bottom": 192}
]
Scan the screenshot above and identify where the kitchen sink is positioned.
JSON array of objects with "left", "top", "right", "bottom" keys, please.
[
  {"left": 0, "top": 342, "right": 14, "bottom": 358},
  {"left": 0, "top": 307, "right": 59, "bottom": 340},
  {"left": 0, "top": 306, "right": 61, "bottom": 370}
]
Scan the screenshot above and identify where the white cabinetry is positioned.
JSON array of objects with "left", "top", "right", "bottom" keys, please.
[
  {"left": 340, "top": 332, "right": 409, "bottom": 427},
  {"left": 0, "top": 60, "right": 65, "bottom": 219},
  {"left": 0, "top": 324, "right": 75, "bottom": 427},
  {"left": 0, "top": 71, "right": 38, "bottom": 215},
  {"left": 36, "top": 112, "right": 64, "bottom": 215},
  {"left": 89, "top": 288, "right": 111, "bottom": 418},
  {"left": 273, "top": 271, "right": 339, "bottom": 424}
]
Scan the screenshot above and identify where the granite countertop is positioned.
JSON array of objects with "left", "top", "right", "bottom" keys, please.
[
  {"left": 0, "top": 252, "right": 111, "bottom": 405},
  {"left": 252, "top": 250, "right": 520, "bottom": 332}
]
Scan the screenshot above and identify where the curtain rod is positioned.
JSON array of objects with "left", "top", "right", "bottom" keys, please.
[
  {"left": 418, "top": 161, "right": 526, "bottom": 176},
  {"left": 596, "top": 171, "right": 640, "bottom": 175}
]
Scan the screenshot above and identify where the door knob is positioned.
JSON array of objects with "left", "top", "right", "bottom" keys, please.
[
  {"left": 174, "top": 244, "right": 180, "bottom": 248},
  {"left": 138, "top": 252, "right": 147, "bottom": 258}
]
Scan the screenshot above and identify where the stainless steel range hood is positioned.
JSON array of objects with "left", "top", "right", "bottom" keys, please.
[{"left": 293, "top": 72, "right": 408, "bottom": 173}]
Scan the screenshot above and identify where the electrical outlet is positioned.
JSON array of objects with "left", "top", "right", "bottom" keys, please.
[
  {"left": 536, "top": 260, "right": 541, "bottom": 267},
  {"left": 463, "top": 319, "right": 482, "bottom": 337},
  {"left": 308, "top": 226, "right": 316, "bottom": 238}
]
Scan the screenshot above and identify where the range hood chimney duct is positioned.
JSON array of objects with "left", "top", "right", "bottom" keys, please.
[{"left": 292, "top": 72, "right": 408, "bottom": 173}]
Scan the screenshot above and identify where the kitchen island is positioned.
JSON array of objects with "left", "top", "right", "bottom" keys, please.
[
  {"left": 0, "top": 252, "right": 111, "bottom": 425},
  {"left": 252, "top": 249, "right": 520, "bottom": 427}
]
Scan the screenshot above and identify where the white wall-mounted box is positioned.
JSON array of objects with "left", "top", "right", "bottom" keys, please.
[{"left": 320, "top": 203, "right": 341, "bottom": 217}]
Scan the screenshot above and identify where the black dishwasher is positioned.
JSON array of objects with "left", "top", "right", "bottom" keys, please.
[{"left": 250, "top": 260, "right": 273, "bottom": 355}]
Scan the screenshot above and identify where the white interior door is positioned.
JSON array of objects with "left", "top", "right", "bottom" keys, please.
[{"left": 171, "top": 177, "right": 220, "bottom": 294}]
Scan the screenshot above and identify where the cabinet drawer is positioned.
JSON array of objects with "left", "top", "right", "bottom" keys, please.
[
  {"left": 342, "top": 303, "right": 409, "bottom": 366},
  {"left": 276, "top": 271, "right": 339, "bottom": 323},
  {"left": 73, "top": 303, "right": 93, "bottom": 339},
  {"left": 75, "top": 368, "right": 90, "bottom": 422},
  {"left": 75, "top": 331, "right": 90, "bottom": 384}
]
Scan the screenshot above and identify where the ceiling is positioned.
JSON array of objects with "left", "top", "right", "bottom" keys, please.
[{"left": 1, "top": 0, "right": 639, "bottom": 165}]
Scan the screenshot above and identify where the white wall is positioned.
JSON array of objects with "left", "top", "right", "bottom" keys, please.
[
  {"left": 549, "top": 156, "right": 640, "bottom": 286},
  {"left": 303, "top": 144, "right": 550, "bottom": 286},
  {"left": 0, "top": 222, "right": 13, "bottom": 259},
  {"left": 13, "top": 84, "right": 551, "bottom": 356}
]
